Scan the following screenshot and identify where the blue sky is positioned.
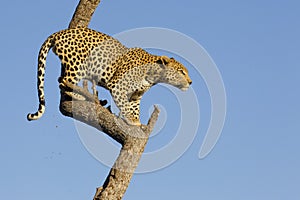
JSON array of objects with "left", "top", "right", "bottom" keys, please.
[{"left": 1, "top": 0, "right": 299, "bottom": 199}]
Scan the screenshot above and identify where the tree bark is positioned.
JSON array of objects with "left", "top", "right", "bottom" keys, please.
[
  {"left": 69, "top": 0, "right": 102, "bottom": 29},
  {"left": 59, "top": 1, "right": 160, "bottom": 199},
  {"left": 60, "top": 80, "right": 159, "bottom": 200}
]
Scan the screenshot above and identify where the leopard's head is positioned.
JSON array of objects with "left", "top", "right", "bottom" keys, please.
[{"left": 155, "top": 56, "right": 192, "bottom": 91}]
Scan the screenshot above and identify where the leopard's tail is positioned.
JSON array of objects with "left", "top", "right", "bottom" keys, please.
[{"left": 27, "top": 33, "right": 56, "bottom": 121}]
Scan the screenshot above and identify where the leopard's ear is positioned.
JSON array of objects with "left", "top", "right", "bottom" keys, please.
[
  {"left": 161, "top": 56, "right": 170, "bottom": 65},
  {"left": 156, "top": 56, "right": 170, "bottom": 65}
]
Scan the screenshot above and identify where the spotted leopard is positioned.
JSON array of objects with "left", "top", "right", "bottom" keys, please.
[{"left": 27, "top": 28, "right": 192, "bottom": 125}]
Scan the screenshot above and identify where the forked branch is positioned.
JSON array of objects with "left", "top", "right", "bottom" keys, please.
[
  {"left": 60, "top": 80, "right": 159, "bottom": 199},
  {"left": 59, "top": 1, "right": 161, "bottom": 199}
]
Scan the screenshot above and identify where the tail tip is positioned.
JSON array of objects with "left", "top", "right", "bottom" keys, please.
[{"left": 27, "top": 113, "right": 34, "bottom": 121}]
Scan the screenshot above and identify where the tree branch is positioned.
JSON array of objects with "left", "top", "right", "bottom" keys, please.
[
  {"left": 60, "top": 80, "right": 159, "bottom": 146},
  {"left": 63, "top": 1, "right": 160, "bottom": 199},
  {"left": 60, "top": 81, "right": 159, "bottom": 200},
  {"left": 69, "top": 0, "right": 102, "bottom": 29}
]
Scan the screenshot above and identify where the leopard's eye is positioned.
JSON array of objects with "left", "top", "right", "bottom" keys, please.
[{"left": 179, "top": 69, "right": 186, "bottom": 75}]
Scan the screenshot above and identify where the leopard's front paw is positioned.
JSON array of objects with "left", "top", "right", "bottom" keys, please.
[{"left": 124, "top": 117, "right": 141, "bottom": 126}]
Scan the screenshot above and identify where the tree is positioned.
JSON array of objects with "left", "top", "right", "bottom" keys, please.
[{"left": 59, "top": 0, "right": 160, "bottom": 199}]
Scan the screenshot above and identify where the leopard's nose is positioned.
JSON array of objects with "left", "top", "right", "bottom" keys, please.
[{"left": 188, "top": 80, "right": 192, "bottom": 85}]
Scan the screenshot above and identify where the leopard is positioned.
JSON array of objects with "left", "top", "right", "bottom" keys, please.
[{"left": 27, "top": 27, "right": 192, "bottom": 125}]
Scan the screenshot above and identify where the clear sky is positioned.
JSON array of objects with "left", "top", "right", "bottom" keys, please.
[{"left": 1, "top": 0, "right": 299, "bottom": 199}]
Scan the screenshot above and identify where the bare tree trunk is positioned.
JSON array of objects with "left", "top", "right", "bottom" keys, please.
[
  {"left": 69, "top": 0, "right": 102, "bottom": 29},
  {"left": 60, "top": 81, "right": 159, "bottom": 200},
  {"left": 59, "top": 1, "right": 160, "bottom": 199}
]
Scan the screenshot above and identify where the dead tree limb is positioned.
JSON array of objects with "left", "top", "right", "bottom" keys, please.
[
  {"left": 69, "top": 0, "right": 102, "bottom": 29},
  {"left": 58, "top": 1, "right": 161, "bottom": 199},
  {"left": 60, "top": 81, "right": 159, "bottom": 200}
]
